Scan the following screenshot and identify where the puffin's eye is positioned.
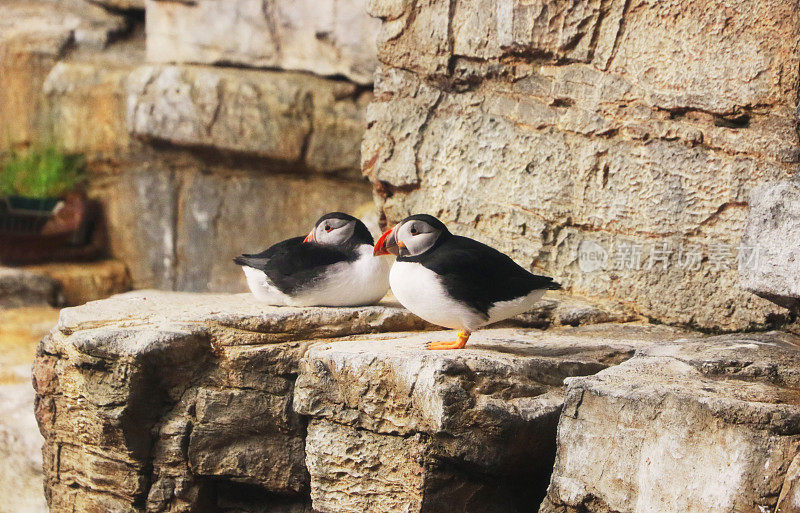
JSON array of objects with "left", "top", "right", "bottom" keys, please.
[
  {"left": 325, "top": 225, "right": 331, "bottom": 232},
  {"left": 410, "top": 226, "right": 418, "bottom": 235}
]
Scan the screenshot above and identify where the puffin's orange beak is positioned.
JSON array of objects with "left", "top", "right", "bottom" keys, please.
[
  {"left": 303, "top": 230, "right": 315, "bottom": 243},
  {"left": 373, "top": 227, "right": 396, "bottom": 256}
]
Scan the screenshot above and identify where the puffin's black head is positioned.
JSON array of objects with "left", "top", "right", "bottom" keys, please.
[
  {"left": 373, "top": 214, "right": 450, "bottom": 258},
  {"left": 303, "top": 212, "right": 374, "bottom": 248}
]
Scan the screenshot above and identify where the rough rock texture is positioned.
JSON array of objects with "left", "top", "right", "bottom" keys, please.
[
  {"left": 33, "top": 291, "right": 431, "bottom": 512},
  {"left": 0, "top": 0, "right": 127, "bottom": 148},
  {"left": 294, "top": 326, "right": 697, "bottom": 513},
  {"left": 0, "top": 267, "right": 62, "bottom": 310},
  {"left": 145, "top": 0, "right": 380, "bottom": 85},
  {"left": 740, "top": 181, "right": 800, "bottom": 311},
  {"left": 540, "top": 331, "right": 800, "bottom": 513},
  {"left": 22, "top": 260, "right": 132, "bottom": 306},
  {"left": 362, "top": 0, "right": 800, "bottom": 331},
  {"left": 34, "top": 290, "right": 687, "bottom": 513},
  {"left": 43, "top": 37, "right": 144, "bottom": 163},
  {"left": 127, "top": 64, "right": 371, "bottom": 175}
]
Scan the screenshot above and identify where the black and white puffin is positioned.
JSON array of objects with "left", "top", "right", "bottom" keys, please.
[
  {"left": 373, "top": 214, "right": 561, "bottom": 349},
  {"left": 234, "top": 212, "right": 391, "bottom": 307}
]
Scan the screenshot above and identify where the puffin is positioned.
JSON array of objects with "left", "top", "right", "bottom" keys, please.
[
  {"left": 373, "top": 214, "right": 561, "bottom": 349},
  {"left": 234, "top": 212, "right": 391, "bottom": 307}
]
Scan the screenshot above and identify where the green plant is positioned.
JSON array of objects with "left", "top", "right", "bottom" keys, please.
[{"left": 0, "top": 145, "right": 86, "bottom": 199}]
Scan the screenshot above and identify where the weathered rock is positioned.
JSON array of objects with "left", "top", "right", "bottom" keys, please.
[
  {"left": 740, "top": 181, "right": 800, "bottom": 311},
  {"left": 127, "top": 64, "right": 370, "bottom": 175},
  {"left": 294, "top": 325, "right": 699, "bottom": 512},
  {"left": 34, "top": 291, "right": 431, "bottom": 512},
  {"left": 22, "top": 260, "right": 131, "bottom": 306},
  {"left": 363, "top": 0, "right": 800, "bottom": 331},
  {"left": 43, "top": 36, "right": 144, "bottom": 162},
  {"left": 145, "top": 0, "right": 380, "bottom": 84},
  {"left": 540, "top": 331, "right": 800, "bottom": 513},
  {"left": 0, "top": 267, "right": 61, "bottom": 310},
  {"left": 0, "top": 0, "right": 127, "bottom": 148}
]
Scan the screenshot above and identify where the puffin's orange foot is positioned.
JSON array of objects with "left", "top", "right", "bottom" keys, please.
[{"left": 426, "top": 330, "right": 470, "bottom": 350}]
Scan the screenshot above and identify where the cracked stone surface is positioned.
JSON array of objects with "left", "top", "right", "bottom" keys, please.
[
  {"left": 145, "top": 0, "right": 380, "bottom": 85},
  {"left": 32, "top": 291, "right": 431, "bottom": 512},
  {"left": 127, "top": 64, "right": 371, "bottom": 176},
  {"left": 294, "top": 325, "right": 699, "bottom": 513},
  {"left": 33, "top": 290, "right": 686, "bottom": 513},
  {"left": 540, "top": 331, "right": 800, "bottom": 513},
  {"left": 34, "top": 291, "right": 800, "bottom": 513},
  {"left": 363, "top": 0, "right": 800, "bottom": 331}
]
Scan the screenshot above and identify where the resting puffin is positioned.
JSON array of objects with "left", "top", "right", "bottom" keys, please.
[
  {"left": 234, "top": 212, "right": 391, "bottom": 307},
  {"left": 373, "top": 214, "right": 560, "bottom": 349}
]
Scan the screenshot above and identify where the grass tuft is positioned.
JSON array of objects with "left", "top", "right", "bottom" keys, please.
[{"left": 0, "top": 145, "right": 86, "bottom": 199}]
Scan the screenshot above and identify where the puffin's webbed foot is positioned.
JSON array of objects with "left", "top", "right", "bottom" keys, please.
[{"left": 426, "top": 330, "right": 470, "bottom": 350}]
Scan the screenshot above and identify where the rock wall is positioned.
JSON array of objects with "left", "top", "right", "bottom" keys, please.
[
  {"left": 362, "top": 0, "right": 800, "bottom": 331},
  {"left": 33, "top": 292, "right": 800, "bottom": 513},
  {"left": 1, "top": 0, "right": 378, "bottom": 292}
]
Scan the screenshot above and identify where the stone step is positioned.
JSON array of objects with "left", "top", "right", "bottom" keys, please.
[{"left": 22, "top": 259, "right": 131, "bottom": 306}]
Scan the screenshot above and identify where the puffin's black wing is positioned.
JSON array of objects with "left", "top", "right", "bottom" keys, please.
[
  {"left": 419, "top": 235, "right": 560, "bottom": 315},
  {"left": 234, "top": 237, "right": 354, "bottom": 295}
]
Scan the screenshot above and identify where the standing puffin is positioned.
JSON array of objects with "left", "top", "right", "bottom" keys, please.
[
  {"left": 234, "top": 212, "right": 391, "bottom": 307},
  {"left": 373, "top": 214, "right": 560, "bottom": 349}
]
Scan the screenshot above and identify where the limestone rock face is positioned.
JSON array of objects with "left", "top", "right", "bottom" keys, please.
[
  {"left": 127, "top": 64, "right": 370, "bottom": 175},
  {"left": 22, "top": 260, "right": 131, "bottom": 306},
  {"left": 740, "top": 181, "right": 800, "bottom": 311},
  {"left": 43, "top": 38, "right": 144, "bottom": 162},
  {"left": 362, "top": 0, "right": 800, "bottom": 331},
  {"left": 0, "top": 0, "right": 127, "bottom": 148},
  {"left": 146, "top": 0, "right": 380, "bottom": 85},
  {"left": 294, "top": 326, "right": 698, "bottom": 512},
  {"left": 35, "top": 290, "right": 696, "bottom": 513},
  {"left": 540, "top": 331, "right": 800, "bottom": 513},
  {"left": 34, "top": 292, "right": 431, "bottom": 513}
]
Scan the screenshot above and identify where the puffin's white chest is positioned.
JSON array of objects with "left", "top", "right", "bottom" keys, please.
[{"left": 389, "top": 261, "right": 486, "bottom": 331}]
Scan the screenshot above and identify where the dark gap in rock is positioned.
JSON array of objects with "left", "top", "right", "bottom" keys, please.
[
  {"left": 210, "top": 480, "right": 312, "bottom": 513},
  {"left": 550, "top": 98, "right": 575, "bottom": 108},
  {"left": 140, "top": 141, "right": 367, "bottom": 185},
  {"left": 713, "top": 113, "right": 751, "bottom": 129}
]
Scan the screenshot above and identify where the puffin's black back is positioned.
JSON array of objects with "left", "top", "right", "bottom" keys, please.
[{"left": 406, "top": 233, "right": 561, "bottom": 316}]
